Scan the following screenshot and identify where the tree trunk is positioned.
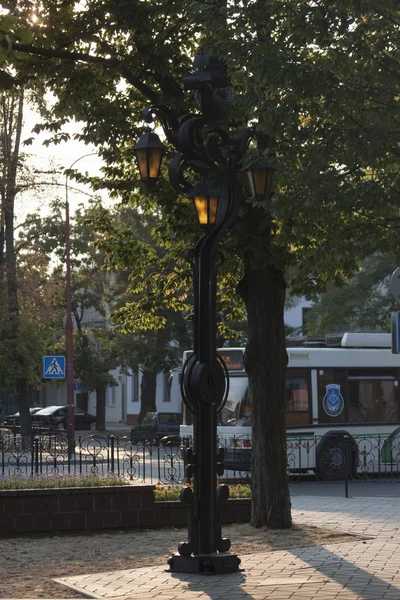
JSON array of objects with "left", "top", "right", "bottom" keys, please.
[
  {"left": 95, "top": 385, "right": 106, "bottom": 431},
  {"left": 139, "top": 369, "right": 157, "bottom": 422},
  {"left": 3, "top": 91, "right": 22, "bottom": 320},
  {"left": 1, "top": 91, "right": 31, "bottom": 436},
  {"left": 237, "top": 259, "right": 292, "bottom": 529}
]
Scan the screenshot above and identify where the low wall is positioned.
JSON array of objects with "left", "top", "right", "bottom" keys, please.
[{"left": 0, "top": 486, "right": 251, "bottom": 534}]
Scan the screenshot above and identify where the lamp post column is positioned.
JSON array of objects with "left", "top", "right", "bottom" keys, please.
[
  {"left": 168, "top": 174, "right": 241, "bottom": 574},
  {"left": 192, "top": 233, "right": 221, "bottom": 557}
]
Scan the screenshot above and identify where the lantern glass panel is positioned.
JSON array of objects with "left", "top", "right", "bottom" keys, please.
[
  {"left": 249, "top": 169, "right": 267, "bottom": 197},
  {"left": 208, "top": 196, "right": 219, "bottom": 224},
  {"left": 135, "top": 148, "right": 149, "bottom": 180},
  {"left": 194, "top": 195, "right": 219, "bottom": 226},
  {"left": 149, "top": 148, "right": 163, "bottom": 179},
  {"left": 194, "top": 196, "right": 208, "bottom": 225}
]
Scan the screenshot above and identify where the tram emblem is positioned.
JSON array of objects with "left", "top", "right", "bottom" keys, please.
[{"left": 323, "top": 383, "right": 344, "bottom": 417}]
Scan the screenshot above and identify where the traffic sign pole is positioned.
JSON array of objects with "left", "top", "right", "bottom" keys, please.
[
  {"left": 390, "top": 269, "right": 400, "bottom": 356},
  {"left": 65, "top": 184, "right": 75, "bottom": 457},
  {"left": 392, "top": 312, "right": 400, "bottom": 354}
]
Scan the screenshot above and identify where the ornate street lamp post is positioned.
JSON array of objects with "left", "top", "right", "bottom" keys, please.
[{"left": 133, "top": 48, "right": 274, "bottom": 575}]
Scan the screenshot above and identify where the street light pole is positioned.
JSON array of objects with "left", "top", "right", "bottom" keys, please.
[
  {"left": 64, "top": 153, "right": 97, "bottom": 455},
  {"left": 64, "top": 181, "right": 75, "bottom": 456},
  {"left": 133, "top": 48, "right": 275, "bottom": 575}
]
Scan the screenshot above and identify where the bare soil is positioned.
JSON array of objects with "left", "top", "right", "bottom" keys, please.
[{"left": 0, "top": 523, "right": 362, "bottom": 598}]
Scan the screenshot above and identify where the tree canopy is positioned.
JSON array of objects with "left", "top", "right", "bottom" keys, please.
[{"left": 304, "top": 253, "right": 399, "bottom": 335}]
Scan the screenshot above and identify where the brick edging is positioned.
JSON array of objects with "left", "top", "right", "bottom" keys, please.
[{"left": 0, "top": 486, "right": 251, "bottom": 534}]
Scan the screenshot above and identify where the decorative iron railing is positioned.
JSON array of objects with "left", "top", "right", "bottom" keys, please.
[
  {"left": 0, "top": 430, "right": 184, "bottom": 484},
  {"left": 1, "top": 428, "right": 399, "bottom": 485}
]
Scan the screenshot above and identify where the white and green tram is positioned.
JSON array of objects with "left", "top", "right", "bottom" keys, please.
[{"left": 178, "top": 333, "right": 400, "bottom": 478}]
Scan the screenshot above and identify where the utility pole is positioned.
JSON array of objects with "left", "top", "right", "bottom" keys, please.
[{"left": 65, "top": 153, "right": 97, "bottom": 455}]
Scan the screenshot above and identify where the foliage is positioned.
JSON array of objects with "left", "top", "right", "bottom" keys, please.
[
  {"left": 0, "top": 316, "right": 45, "bottom": 393},
  {"left": 305, "top": 254, "right": 399, "bottom": 335},
  {"left": 153, "top": 483, "right": 251, "bottom": 502},
  {"left": 0, "top": 215, "right": 63, "bottom": 394},
  {"left": 25, "top": 199, "right": 191, "bottom": 419},
  {"left": 74, "top": 330, "right": 118, "bottom": 393},
  {"left": 1, "top": 3, "right": 400, "bottom": 292},
  {"left": 192, "top": 1, "right": 400, "bottom": 289},
  {"left": 0, "top": 472, "right": 125, "bottom": 490},
  {"left": 84, "top": 204, "right": 192, "bottom": 371}
]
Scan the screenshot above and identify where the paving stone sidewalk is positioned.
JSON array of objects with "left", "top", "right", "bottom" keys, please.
[{"left": 56, "top": 495, "right": 400, "bottom": 600}]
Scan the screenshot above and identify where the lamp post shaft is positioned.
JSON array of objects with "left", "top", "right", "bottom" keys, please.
[
  {"left": 194, "top": 239, "right": 217, "bottom": 364},
  {"left": 169, "top": 184, "right": 240, "bottom": 574},
  {"left": 193, "top": 238, "right": 218, "bottom": 554}
]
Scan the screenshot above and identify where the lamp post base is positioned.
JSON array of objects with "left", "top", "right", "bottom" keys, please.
[{"left": 167, "top": 552, "right": 241, "bottom": 575}]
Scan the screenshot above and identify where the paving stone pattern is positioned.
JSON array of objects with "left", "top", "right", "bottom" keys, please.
[{"left": 56, "top": 495, "right": 400, "bottom": 600}]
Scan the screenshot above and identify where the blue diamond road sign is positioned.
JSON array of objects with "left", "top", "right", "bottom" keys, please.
[{"left": 43, "top": 356, "right": 65, "bottom": 379}]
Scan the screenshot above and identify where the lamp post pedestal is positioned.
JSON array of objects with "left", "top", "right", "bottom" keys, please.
[{"left": 169, "top": 551, "right": 240, "bottom": 575}]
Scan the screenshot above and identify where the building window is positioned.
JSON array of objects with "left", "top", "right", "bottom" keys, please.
[
  {"left": 132, "top": 371, "right": 139, "bottom": 402},
  {"left": 106, "top": 386, "right": 116, "bottom": 407}
]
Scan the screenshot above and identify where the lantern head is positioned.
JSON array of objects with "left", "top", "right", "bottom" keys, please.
[{"left": 133, "top": 132, "right": 166, "bottom": 187}]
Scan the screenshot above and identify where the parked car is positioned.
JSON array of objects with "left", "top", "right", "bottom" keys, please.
[
  {"left": 32, "top": 406, "right": 96, "bottom": 431},
  {"left": 223, "top": 447, "right": 251, "bottom": 473},
  {"left": 3, "top": 407, "right": 43, "bottom": 432},
  {"left": 226, "top": 418, "right": 252, "bottom": 427},
  {"left": 131, "top": 412, "right": 182, "bottom": 443},
  {"left": 222, "top": 418, "right": 252, "bottom": 472}
]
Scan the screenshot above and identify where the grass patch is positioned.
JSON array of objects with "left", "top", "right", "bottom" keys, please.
[
  {"left": 154, "top": 483, "right": 251, "bottom": 501},
  {"left": 0, "top": 473, "right": 126, "bottom": 490}
]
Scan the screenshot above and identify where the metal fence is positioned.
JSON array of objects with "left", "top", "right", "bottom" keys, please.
[
  {"left": 0, "top": 430, "right": 185, "bottom": 484},
  {"left": 1, "top": 429, "right": 400, "bottom": 485},
  {"left": 218, "top": 431, "right": 400, "bottom": 483}
]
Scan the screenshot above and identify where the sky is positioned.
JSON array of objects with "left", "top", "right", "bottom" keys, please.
[{"left": 18, "top": 102, "right": 108, "bottom": 224}]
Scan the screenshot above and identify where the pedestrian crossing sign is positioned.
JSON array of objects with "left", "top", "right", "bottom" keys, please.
[{"left": 43, "top": 356, "right": 66, "bottom": 379}]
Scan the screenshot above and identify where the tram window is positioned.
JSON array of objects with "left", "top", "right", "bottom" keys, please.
[
  {"left": 219, "top": 376, "right": 249, "bottom": 425},
  {"left": 348, "top": 375, "right": 397, "bottom": 423},
  {"left": 286, "top": 373, "right": 309, "bottom": 412},
  {"left": 286, "top": 370, "right": 310, "bottom": 426}
]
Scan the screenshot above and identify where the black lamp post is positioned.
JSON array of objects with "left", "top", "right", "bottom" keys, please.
[{"left": 133, "top": 48, "right": 274, "bottom": 575}]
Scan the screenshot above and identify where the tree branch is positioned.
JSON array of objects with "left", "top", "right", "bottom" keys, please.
[{"left": 2, "top": 40, "right": 159, "bottom": 104}]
